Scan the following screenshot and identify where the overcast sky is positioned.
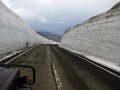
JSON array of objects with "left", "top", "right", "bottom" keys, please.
[{"left": 1, "top": 0, "right": 120, "bottom": 35}]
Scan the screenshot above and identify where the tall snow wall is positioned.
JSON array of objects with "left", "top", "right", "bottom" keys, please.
[
  {"left": 0, "top": 0, "right": 49, "bottom": 57},
  {"left": 60, "top": 2, "right": 120, "bottom": 72}
]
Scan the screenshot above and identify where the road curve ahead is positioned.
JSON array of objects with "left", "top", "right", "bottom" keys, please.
[{"left": 4, "top": 44, "right": 120, "bottom": 90}]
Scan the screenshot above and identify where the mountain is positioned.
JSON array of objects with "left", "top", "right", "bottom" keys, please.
[
  {"left": 36, "top": 30, "right": 62, "bottom": 42},
  {"left": 0, "top": 1, "right": 52, "bottom": 59},
  {"left": 60, "top": 2, "right": 120, "bottom": 72}
]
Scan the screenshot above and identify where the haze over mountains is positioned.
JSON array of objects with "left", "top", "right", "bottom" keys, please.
[
  {"left": 0, "top": 0, "right": 53, "bottom": 59},
  {"left": 60, "top": 2, "right": 120, "bottom": 72},
  {"left": 36, "top": 30, "right": 62, "bottom": 42}
]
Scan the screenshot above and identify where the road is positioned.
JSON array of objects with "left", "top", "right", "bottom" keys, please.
[{"left": 5, "top": 44, "right": 120, "bottom": 90}]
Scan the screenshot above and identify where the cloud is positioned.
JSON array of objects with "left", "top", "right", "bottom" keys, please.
[
  {"left": 2, "top": 0, "right": 120, "bottom": 21},
  {"left": 38, "top": 16, "right": 68, "bottom": 24},
  {"left": 58, "top": 17, "right": 68, "bottom": 23},
  {"left": 39, "top": 16, "right": 49, "bottom": 24},
  {"left": 12, "top": 8, "right": 35, "bottom": 20},
  {"left": 1, "top": 0, "right": 120, "bottom": 34},
  {"left": 37, "top": 0, "right": 55, "bottom": 5},
  {"left": 1, "top": 0, "right": 36, "bottom": 20}
]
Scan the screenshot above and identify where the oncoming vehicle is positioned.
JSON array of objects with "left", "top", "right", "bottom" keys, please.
[{"left": 0, "top": 64, "right": 35, "bottom": 90}]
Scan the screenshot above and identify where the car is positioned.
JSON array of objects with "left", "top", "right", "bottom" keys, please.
[{"left": 0, "top": 64, "right": 35, "bottom": 90}]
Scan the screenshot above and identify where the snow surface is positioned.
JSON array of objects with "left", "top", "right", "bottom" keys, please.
[
  {"left": 0, "top": 0, "right": 54, "bottom": 59},
  {"left": 60, "top": 2, "right": 120, "bottom": 72}
]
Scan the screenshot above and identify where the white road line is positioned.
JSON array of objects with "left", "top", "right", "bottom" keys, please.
[
  {"left": 0, "top": 46, "right": 30, "bottom": 62},
  {"left": 5, "top": 45, "right": 38, "bottom": 64},
  {"left": 49, "top": 46, "right": 64, "bottom": 90},
  {"left": 51, "top": 62, "right": 64, "bottom": 90}
]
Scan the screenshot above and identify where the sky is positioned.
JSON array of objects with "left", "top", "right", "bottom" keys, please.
[{"left": 1, "top": 0, "right": 120, "bottom": 35}]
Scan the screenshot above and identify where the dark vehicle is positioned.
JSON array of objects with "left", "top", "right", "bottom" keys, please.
[{"left": 0, "top": 64, "right": 35, "bottom": 90}]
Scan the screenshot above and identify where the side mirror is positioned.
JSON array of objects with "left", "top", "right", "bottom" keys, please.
[{"left": 0, "top": 64, "right": 35, "bottom": 85}]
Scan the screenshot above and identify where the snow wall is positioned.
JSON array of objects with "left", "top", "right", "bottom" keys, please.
[
  {"left": 0, "top": 0, "right": 52, "bottom": 58},
  {"left": 60, "top": 2, "right": 120, "bottom": 72}
]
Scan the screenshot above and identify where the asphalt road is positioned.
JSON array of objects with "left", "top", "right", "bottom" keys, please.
[
  {"left": 9, "top": 44, "right": 120, "bottom": 90},
  {"left": 10, "top": 45, "right": 56, "bottom": 90}
]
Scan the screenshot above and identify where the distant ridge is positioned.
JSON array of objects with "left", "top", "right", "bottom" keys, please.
[{"left": 36, "top": 30, "right": 62, "bottom": 42}]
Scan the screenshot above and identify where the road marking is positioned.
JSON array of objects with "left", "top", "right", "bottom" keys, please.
[
  {"left": 5, "top": 45, "right": 38, "bottom": 64},
  {"left": 49, "top": 46, "right": 64, "bottom": 90},
  {"left": 51, "top": 62, "right": 64, "bottom": 90}
]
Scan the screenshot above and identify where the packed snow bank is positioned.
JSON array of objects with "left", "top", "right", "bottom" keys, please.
[
  {"left": 60, "top": 2, "right": 120, "bottom": 72},
  {"left": 0, "top": 0, "right": 52, "bottom": 59}
]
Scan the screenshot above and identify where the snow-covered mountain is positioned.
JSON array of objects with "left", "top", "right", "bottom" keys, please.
[
  {"left": 60, "top": 2, "right": 120, "bottom": 72},
  {"left": 0, "top": 0, "right": 52, "bottom": 59}
]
